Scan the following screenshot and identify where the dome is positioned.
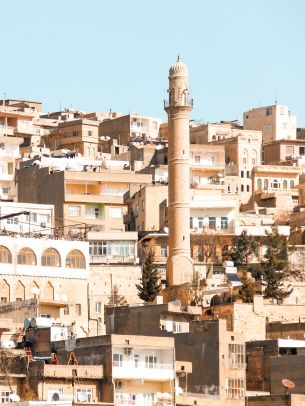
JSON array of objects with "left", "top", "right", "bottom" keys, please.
[{"left": 169, "top": 58, "right": 188, "bottom": 77}]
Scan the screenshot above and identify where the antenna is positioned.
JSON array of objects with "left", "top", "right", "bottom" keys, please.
[{"left": 275, "top": 89, "right": 278, "bottom": 105}]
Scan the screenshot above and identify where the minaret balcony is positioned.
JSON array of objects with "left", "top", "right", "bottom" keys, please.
[{"left": 164, "top": 98, "right": 193, "bottom": 109}]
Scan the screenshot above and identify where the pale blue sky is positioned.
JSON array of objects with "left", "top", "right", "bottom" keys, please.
[{"left": 1, "top": 0, "right": 305, "bottom": 125}]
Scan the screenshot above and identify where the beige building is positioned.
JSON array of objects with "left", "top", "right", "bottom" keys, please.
[
  {"left": 124, "top": 184, "right": 168, "bottom": 232},
  {"left": 243, "top": 104, "right": 296, "bottom": 144},
  {"left": 99, "top": 113, "right": 162, "bottom": 145},
  {"left": 264, "top": 138, "right": 305, "bottom": 165},
  {"left": 251, "top": 165, "right": 299, "bottom": 214},
  {"left": 190, "top": 121, "right": 243, "bottom": 144},
  {"left": 43, "top": 119, "right": 99, "bottom": 158},
  {"left": 0, "top": 135, "right": 23, "bottom": 201},
  {"left": 17, "top": 160, "right": 152, "bottom": 236}
]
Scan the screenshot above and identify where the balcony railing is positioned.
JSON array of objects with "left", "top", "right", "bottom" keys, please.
[
  {"left": 0, "top": 125, "right": 15, "bottom": 136},
  {"left": 90, "top": 255, "right": 137, "bottom": 264},
  {"left": 113, "top": 361, "right": 174, "bottom": 380},
  {"left": 164, "top": 97, "right": 193, "bottom": 109}
]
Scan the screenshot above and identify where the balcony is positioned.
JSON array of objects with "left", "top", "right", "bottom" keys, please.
[
  {"left": 0, "top": 125, "right": 15, "bottom": 136},
  {"left": 65, "top": 191, "right": 123, "bottom": 204},
  {"left": 164, "top": 97, "right": 193, "bottom": 109},
  {"left": 254, "top": 165, "right": 301, "bottom": 173},
  {"left": 17, "top": 123, "right": 35, "bottom": 135},
  {"left": 43, "top": 364, "right": 104, "bottom": 379},
  {"left": 112, "top": 361, "right": 174, "bottom": 381},
  {"left": 191, "top": 226, "right": 235, "bottom": 235},
  {"left": 90, "top": 255, "right": 137, "bottom": 265},
  {"left": 257, "top": 188, "right": 299, "bottom": 200}
]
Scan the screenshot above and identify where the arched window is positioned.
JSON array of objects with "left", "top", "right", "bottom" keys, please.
[
  {"left": 0, "top": 280, "right": 10, "bottom": 302},
  {"left": 44, "top": 282, "right": 54, "bottom": 300},
  {"left": 264, "top": 179, "right": 268, "bottom": 190},
  {"left": 272, "top": 179, "right": 279, "bottom": 189},
  {"left": 15, "top": 281, "right": 25, "bottom": 301},
  {"left": 41, "top": 248, "right": 61, "bottom": 267},
  {"left": 17, "top": 248, "right": 37, "bottom": 265},
  {"left": 290, "top": 180, "right": 295, "bottom": 189},
  {"left": 0, "top": 246, "right": 12, "bottom": 263},
  {"left": 283, "top": 180, "right": 288, "bottom": 189},
  {"left": 257, "top": 179, "right": 262, "bottom": 190},
  {"left": 66, "top": 250, "right": 86, "bottom": 269}
]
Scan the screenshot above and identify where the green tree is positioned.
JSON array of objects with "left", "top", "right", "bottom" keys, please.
[
  {"left": 230, "top": 230, "right": 259, "bottom": 268},
  {"left": 263, "top": 226, "right": 292, "bottom": 302},
  {"left": 238, "top": 271, "right": 255, "bottom": 303},
  {"left": 136, "top": 250, "right": 161, "bottom": 302}
]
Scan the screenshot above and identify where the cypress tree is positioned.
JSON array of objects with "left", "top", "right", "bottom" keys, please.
[{"left": 136, "top": 250, "right": 161, "bottom": 302}]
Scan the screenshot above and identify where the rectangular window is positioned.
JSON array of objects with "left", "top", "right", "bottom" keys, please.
[
  {"left": 229, "top": 344, "right": 245, "bottom": 369},
  {"left": 95, "top": 302, "right": 102, "bottom": 313},
  {"left": 88, "top": 130, "right": 93, "bottom": 137},
  {"left": 72, "top": 130, "right": 79, "bottom": 136},
  {"left": 209, "top": 217, "right": 216, "bottom": 229},
  {"left": 6, "top": 217, "right": 18, "bottom": 225},
  {"left": 198, "top": 217, "right": 204, "bottom": 227},
  {"left": 145, "top": 355, "right": 157, "bottom": 369},
  {"left": 300, "top": 147, "right": 305, "bottom": 156},
  {"left": 64, "top": 306, "right": 69, "bottom": 315},
  {"left": 227, "top": 185, "right": 231, "bottom": 194},
  {"left": 86, "top": 206, "right": 100, "bottom": 219},
  {"left": 68, "top": 205, "right": 81, "bottom": 217},
  {"left": 76, "top": 389, "right": 92, "bottom": 403},
  {"left": 134, "top": 354, "right": 140, "bottom": 368},
  {"left": 113, "top": 353, "right": 123, "bottom": 367},
  {"left": 108, "top": 207, "right": 122, "bottom": 218},
  {"left": 195, "top": 155, "right": 200, "bottom": 163},
  {"left": 225, "top": 378, "right": 245, "bottom": 399},
  {"left": 266, "top": 107, "right": 272, "bottom": 116},
  {"left": 25, "top": 213, "right": 38, "bottom": 223},
  {"left": 221, "top": 217, "right": 228, "bottom": 229},
  {"left": 190, "top": 217, "right": 193, "bottom": 228},
  {"left": 173, "top": 322, "right": 182, "bottom": 333},
  {"left": 160, "top": 245, "right": 167, "bottom": 257},
  {"left": 75, "top": 304, "right": 81, "bottom": 316},
  {"left": 1, "top": 297, "right": 7, "bottom": 303}
]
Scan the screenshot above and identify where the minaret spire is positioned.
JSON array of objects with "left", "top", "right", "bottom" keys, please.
[{"left": 164, "top": 59, "right": 193, "bottom": 286}]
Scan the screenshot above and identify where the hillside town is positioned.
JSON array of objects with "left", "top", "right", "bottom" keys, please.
[{"left": 1, "top": 59, "right": 305, "bottom": 406}]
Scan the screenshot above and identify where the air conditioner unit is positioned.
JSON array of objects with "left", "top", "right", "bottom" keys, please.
[
  {"left": 115, "top": 380, "right": 124, "bottom": 389},
  {"left": 124, "top": 347, "right": 133, "bottom": 355}
]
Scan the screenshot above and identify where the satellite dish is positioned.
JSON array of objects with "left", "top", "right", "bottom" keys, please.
[
  {"left": 9, "top": 394, "right": 20, "bottom": 402},
  {"left": 61, "top": 294, "right": 69, "bottom": 302},
  {"left": 282, "top": 379, "right": 295, "bottom": 390},
  {"left": 77, "top": 393, "right": 87, "bottom": 402},
  {"left": 163, "top": 227, "right": 169, "bottom": 233},
  {"left": 52, "top": 393, "right": 60, "bottom": 401},
  {"left": 31, "top": 287, "right": 40, "bottom": 296}
]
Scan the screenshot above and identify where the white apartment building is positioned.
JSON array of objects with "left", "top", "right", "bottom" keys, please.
[{"left": 0, "top": 202, "right": 55, "bottom": 235}]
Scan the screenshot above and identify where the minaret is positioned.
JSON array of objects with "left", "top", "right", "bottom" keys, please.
[{"left": 164, "top": 58, "right": 193, "bottom": 286}]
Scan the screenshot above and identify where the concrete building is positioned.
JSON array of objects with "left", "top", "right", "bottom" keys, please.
[
  {"left": 34, "top": 333, "right": 175, "bottom": 406},
  {"left": 164, "top": 59, "right": 193, "bottom": 286},
  {"left": 43, "top": 119, "right": 99, "bottom": 159},
  {"left": 243, "top": 104, "right": 296, "bottom": 144},
  {"left": 99, "top": 113, "right": 162, "bottom": 145},
  {"left": 264, "top": 138, "right": 305, "bottom": 165},
  {"left": 17, "top": 160, "right": 152, "bottom": 236},
  {"left": 0, "top": 202, "right": 55, "bottom": 235},
  {"left": 0, "top": 135, "right": 23, "bottom": 201},
  {"left": 247, "top": 338, "right": 305, "bottom": 396},
  {"left": 104, "top": 303, "right": 246, "bottom": 405}
]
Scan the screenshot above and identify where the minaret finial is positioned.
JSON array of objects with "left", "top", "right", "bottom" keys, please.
[{"left": 177, "top": 54, "right": 180, "bottom": 62}]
